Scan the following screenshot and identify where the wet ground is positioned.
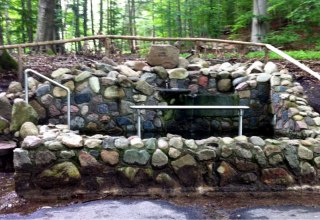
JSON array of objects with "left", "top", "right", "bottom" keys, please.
[{"left": 2, "top": 172, "right": 320, "bottom": 219}]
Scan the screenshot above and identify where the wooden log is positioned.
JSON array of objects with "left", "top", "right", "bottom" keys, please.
[{"left": 0, "top": 35, "right": 266, "bottom": 50}]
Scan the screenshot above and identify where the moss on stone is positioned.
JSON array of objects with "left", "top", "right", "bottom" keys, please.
[{"left": 0, "top": 50, "right": 18, "bottom": 70}]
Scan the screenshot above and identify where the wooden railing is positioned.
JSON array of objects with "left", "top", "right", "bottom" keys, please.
[{"left": 0, "top": 35, "right": 319, "bottom": 81}]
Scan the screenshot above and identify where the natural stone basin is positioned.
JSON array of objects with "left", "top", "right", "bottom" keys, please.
[{"left": 157, "top": 88, "right": 191, "bottom": 94}]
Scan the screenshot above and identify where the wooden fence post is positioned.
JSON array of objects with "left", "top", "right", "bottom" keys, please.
[
  {"left": 18, "top": 47, "right": 23, "bottom": 83},
  {"left": 264, "top": 47, "right": 269, "bottom": 63},
  {"left": 104, "top": 38, "right": 111, "bottom": 57}
]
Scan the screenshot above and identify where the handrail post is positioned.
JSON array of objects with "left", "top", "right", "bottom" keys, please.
[
  {"left": 24, "top": 69, "right": 71, "bottom": 130},
  {"left": 239, "top": 109, "right": 244, "bottom": 136}
]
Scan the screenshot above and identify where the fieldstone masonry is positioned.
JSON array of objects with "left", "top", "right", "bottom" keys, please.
[{"left": 2, "top": 45, "right": 320, "bottom": 198}]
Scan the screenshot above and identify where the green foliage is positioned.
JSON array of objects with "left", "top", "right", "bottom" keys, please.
[
  {"left": 264, "top": 28, "right": 300, "bottom": 47},
  {"left": 246, "top": 50, "right": 320, "bottom": 60}
]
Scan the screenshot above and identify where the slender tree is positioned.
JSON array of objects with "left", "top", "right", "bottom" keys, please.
[
  {"left": 251, "top": 0, "right": 268, "bottom": 43},
  {"left": 35, "top": 0, "right": 56, "bottom": 51}
]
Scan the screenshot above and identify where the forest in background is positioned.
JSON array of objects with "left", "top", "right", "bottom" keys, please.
[{"left": 0, "top": 0, "right": 320, "bottom": 53}]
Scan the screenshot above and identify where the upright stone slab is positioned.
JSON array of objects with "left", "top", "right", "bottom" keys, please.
[{"left": 147, "top": 45, "right": 179, "bottom": 69}]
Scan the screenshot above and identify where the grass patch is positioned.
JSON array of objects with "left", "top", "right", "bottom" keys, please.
[{"left": 246, "top": 50, "right": 320, "bottom": 60}]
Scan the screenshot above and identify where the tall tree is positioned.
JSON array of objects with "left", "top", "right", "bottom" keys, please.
[
  {"left": 35, "top": 0, "right": 56, "bottom": 51},
  {"left": 251, "top": 0, "right": 268, "bottom": 43},
  {"left": 83, "top": 0, "right": 88, "bottom": 36}
]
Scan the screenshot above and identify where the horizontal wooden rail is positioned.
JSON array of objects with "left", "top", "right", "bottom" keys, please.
[
  {"left": 0, "top": 35, "right": 319, "bottom": 82},
  {"left": 0, "top": 35, "right": 265, "bottom": 50}
]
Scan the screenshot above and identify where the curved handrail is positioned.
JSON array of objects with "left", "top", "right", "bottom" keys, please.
[{"left": 24, "top": 69, "right": 71, "bottom": 130}]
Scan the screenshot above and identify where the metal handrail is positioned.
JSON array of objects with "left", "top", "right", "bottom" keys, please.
[
  {"left": 24, "top": 69, "right": 71, "bottom": 130},
  {"left": 130, "top": 105, "right": 250, "bottom": 137}
]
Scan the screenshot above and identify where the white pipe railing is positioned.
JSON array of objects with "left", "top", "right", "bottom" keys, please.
[
  {"left": 24, "top": 69, "right": 71, "bottom": 130},
  {"left": 265, "top": 44, "right": 320, "bottom": 81}
]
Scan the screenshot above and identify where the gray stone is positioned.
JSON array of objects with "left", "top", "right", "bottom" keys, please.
[
  {"left": 75, "top": 71, "right": 92, "bottom": 82},
  {"left": 232, "top": 76, "right": 249, "bottom": 87},
  {"left": 217, "top": 79, "right": 232, "bottom": 92},
  {"left": 257, "top": 73, "right": 271, "bottom": 83},
  {"left": 102, "top": 137, "right": 117, "bottom": 149},
  {"left": 151, "top": 66, "right": 168, "bottom": 79},
  {"left": 269, "top": 154, "right": 283, "bottom": 165},
  {"left": 144, "top": 138, "right": 157, "bottom": 151},
  {"left": 61, "top": 133, "right": 83, "bottom": 148},
  {"left": 35, "top": 150, "right": 56, "bottom": 167},
  {"left": 168, "top": 68, "right": 188, "bottom": 79},
  {"left": 60, "top": 150, "right": 75, "bottom": 159},
  {"left": 314, "top": 157, "right": 320, "bottom": 168},
  {"left": 117, "top": 65, "right": 140, "bottom": 77},
  {"left": 53, "top": 86, "right": 67, "bottom": 97},
  {"left": 249, "top": 136, "right": 266, "bottom": 147},
  {"left": 0, "top": 116, "right": 9, "bottom": 132},
  {"left": 19, "top": 122, "right": 39, "bottom": 139},
  {"left": 135, "top": 80, "right": 154, "bottom": 95},
  {"left": 130, "top": 137, "right": 144, "bottom": 148},
  {"left": 51, "top": 68, "right": 71, "bottom": 78},
  {"left": 13, "top": 148, "right": 32, "bottom": 170},
  {"left": 283, "top": 145, "right": 299, "bottom": 171},
  {"left": 104, "top": 86, "right": 125, "bottom": 99},
  {"left": 21, "top": 136, "right": 42, "bottom": 149},
  {"left": 0, "top": 93, "right": 12, "bottom": 120},
  {"left": 246, "top": 61, "right": 263, "bottom": 74},
  {"left": 253, "top": 146, "right": 268, "bottom": 167},
  {"left": 115, "top": 137, "right": 129, "bottom": 149},
  {"left": 70, "top": 116, "right": 85, "bottom": 130},
  {"left": 45, "top": 140, "right": 64, "bottom": 151},
  {"left": 84, "top": 138, "right": 102, "bottom": 149},
  {"left": 123, "top": 149, "right": 150, "bottom": 165},
  {"left": 235, "top": 146, "right": 253, "bottom": 159},
  {"left": 298, "top": 145, "right": 313, "bottom": 160},
  {"left": 300, "top": 161, "right": 316, "bottom": 176},
  {"left": 89, "top": 76, "right": 100, "bottom": 93},
  {"left": 196, "top": 149, "right": 216, "bottom": 161},
  {"left": 264, "top": 62, "right": 278, "bottom": 74},
  {"left": 8, "top": 81, "right": 23, "bottom": 93},
  {"left": 169, "top": 136, "right": 183, "bottom": 149},
  {"left": 140, "top": 72, "right": 157, "bottom": 83},
  {"left": 147, "top": 45, "right": 179, "bottom": 69},
  {"left": 178, "top": 57, "right": 190, "bottom": 69},
  {"left": 185, "top": 139, "right": 197, "bottom": 149},
  {"left": 125, "top": 60, "right": 148, "bottom": 71},
  {"left": 152, "top": 149, "right": 168, "bottom": 167},
  {"left": 168, "top": 147, "right": 181, "bottom": 159},
  {"left": 155, "top": 173, "right": 176, "bottom": 187},
  {"left": 10, "top": 100, "right": 38, "bottom": 131},
  {"left": 264, "top": 145, "right": 282, "bottom": 157}
]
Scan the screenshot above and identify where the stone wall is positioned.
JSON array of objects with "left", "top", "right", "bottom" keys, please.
[
  {"left": 13, "top": 125, "right": 320, "bottom": 199},
  {"left": 12, "top": 58, "right": 276, "bottom": 137}
]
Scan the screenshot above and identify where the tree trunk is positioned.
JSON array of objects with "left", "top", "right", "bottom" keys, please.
[
  {"left": 83, "top": 0, "right": 88, "bottom": 36},
  {"left": 90, "top": 0, "right": 97, "bottom": 51},
  {"left": 4, "top": 3, "right": 11, "bottom": 45},
  {"left": 251, "top": 0, "right": 267, "bottom": 43},
  {"left": 72, "top": 0, "right": 81, "bottom": 52},
  {"left": 176, "top": 0, "right": 182, "bottom": 37},
  {"left": 26, "top": 0, "right": 33, "bottom": 42},
  {"left": 35, "top": 0, "right": 56, "bottom": 51}
]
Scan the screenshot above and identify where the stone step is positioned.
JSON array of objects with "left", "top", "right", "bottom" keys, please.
[{"left": 0, "top": 141, "right": 17, "bottom": 156}]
